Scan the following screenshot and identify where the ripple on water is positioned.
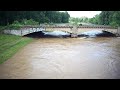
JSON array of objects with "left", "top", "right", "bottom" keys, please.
[{"left": 0, "top": 37, "right": 120, "bottom": 79}]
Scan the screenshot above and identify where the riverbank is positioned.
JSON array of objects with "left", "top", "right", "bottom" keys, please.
[{"left": 0, "top": 34, "right": 33, "bottom": 64}]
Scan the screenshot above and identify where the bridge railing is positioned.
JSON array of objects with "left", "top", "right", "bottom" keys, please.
[
  {"left": 20, "top": 25, "right": 117, "bottom": 29},
  {"left": 77, "top": 26, "right": 117, "bottom": 29}
]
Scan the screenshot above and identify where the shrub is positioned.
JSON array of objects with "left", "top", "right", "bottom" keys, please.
[
  {"left": 21, "top": 19, "right": 39, "bottom": 25},
  {"left": 110, "top": 22, "right": 119, "bottom": 28}
]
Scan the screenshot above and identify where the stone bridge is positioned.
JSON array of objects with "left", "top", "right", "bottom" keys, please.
[{"left": 3, "top": 25, "right": 120, "bottom": 37}]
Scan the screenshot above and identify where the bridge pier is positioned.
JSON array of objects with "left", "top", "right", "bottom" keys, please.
[
  {"left": 117, "top": 27, "right": 120, "bottom": 36},
  {"left": 71, "top": 34, "right": 78, "bottom": 38},
  {"left": 21, "top": 30, "right": 23, "bottom": 36},
  {"left": 71, "top": 26, "right": 78, "bottom": 38}
]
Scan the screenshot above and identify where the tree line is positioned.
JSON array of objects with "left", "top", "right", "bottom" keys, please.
[
  {"left": 89, "top": 11, "right": 120, "bottom": 27},
  {"left": 69, "top": 16, "right": 89, "bottom": 25},
  {"left": 0, "top": 11, "right": 70, "bottom": 26},
  {"left": 69, "top": 11, "right": 120, "bottom": 27}
]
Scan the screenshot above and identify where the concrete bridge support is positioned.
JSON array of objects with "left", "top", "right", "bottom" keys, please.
[
  {"left": 116, "top": 27, "right": 120, "bottom": 36},
  {"left": 71, "top": 26, "right": 78, "bottom": 38},
  {"left": 3, "top": 27, "right": 45, "bottom": 36}
]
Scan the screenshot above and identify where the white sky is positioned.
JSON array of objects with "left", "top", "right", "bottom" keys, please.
[{"left": 60, "top": 11, "right": 101, "bottom": 18}]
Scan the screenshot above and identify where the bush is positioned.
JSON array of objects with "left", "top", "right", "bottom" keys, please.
[
  {"left": 12, "top": 20, "right": 21, "bottom": 25},
  {"left": 0, "top": 19, "right": 39, "bottom": 30},
  {"left": 7, "top": 24, "right": 22, "bottom": 30},
  {"left": 110, "top": 22, "right": 119, "bottom": 28},
  {"left": 21, "top": 19, "right": 39, "bottom": 25},
  {"left": 8, "top": 21, "right": 23, "bottom": 30},
  {"left": 0, "top": 26, "right": 5, "bottom": 30}
]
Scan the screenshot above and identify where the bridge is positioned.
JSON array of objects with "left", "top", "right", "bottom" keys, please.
[{"left": 3, "top": 25, "right": 120, "bottom": 37}]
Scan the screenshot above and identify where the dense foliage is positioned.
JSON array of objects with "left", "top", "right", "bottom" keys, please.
[
  {"left": 69, "top": 16, "right": 89, "bottom": 25},
  {"left": 69, "top": 11, "right": 120, "bottom": 27},
  {"left": 89, "top": 11, "right": 120, "bottom": 27},
  {"left": 0, "top": 11, "right": 70, "bottom": 26}
]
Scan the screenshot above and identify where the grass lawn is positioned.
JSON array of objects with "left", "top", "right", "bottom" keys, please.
[{"left": 0, "top": 34, "right": 33, "bottom": 64}]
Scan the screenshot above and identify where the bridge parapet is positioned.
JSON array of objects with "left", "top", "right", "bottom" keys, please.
[
  {"left": 77, "top": 26, "right": 116, "bottom": 29},
  {"left": 20, "top": 25, "right": 117, "bottom": 29},
  {"left": 44, "top": 25, "right": 73, "bottom": 28}
]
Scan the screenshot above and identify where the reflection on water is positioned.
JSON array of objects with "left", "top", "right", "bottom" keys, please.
[{"left": 0, "top": 37, "right": 120, "bottom": 79}]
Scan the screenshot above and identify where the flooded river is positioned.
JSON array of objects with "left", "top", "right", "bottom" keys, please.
[{"left": 0, "top": 37, "right": 120, "bottom": 79}]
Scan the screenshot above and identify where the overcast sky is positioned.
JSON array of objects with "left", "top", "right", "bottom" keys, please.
[{"left": 60, "top": 11, "right": 101, "bottom": 18}]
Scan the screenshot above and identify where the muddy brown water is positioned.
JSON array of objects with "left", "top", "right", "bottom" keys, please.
[{"left": 0, "top": 37, "right": 120, "bottom": 79}]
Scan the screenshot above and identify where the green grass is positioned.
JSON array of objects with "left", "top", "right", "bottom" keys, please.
[{"left": 0, "top": 34, "right": 33, "bottom": 64}]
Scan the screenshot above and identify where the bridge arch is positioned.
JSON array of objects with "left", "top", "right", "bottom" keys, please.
[{"left": 3, "top": 25, "right": 120, "bottom": 37}]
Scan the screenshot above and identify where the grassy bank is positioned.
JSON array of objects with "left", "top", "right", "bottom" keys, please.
[{"left": 0, "top": 34, "right": 33, "bottom": 64}]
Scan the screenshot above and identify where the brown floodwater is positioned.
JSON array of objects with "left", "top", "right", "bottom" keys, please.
[{"left": 0, "top": 37, "right": 120, "bottom": 79}]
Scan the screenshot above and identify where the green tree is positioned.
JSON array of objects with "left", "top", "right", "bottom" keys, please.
[{"left": 0, "top": 11, "right": 70, "bottom": 25}]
